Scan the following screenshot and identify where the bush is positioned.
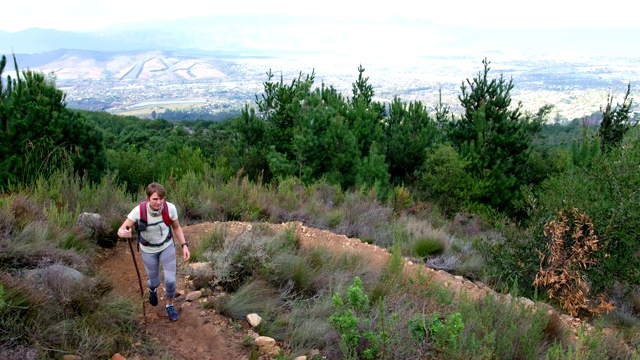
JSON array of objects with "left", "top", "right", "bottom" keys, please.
[
  {"left": 455, "top": 293, "right": 551, "bottom": 359},
  {"left": 418, "top": 143, "right": 485, "bottom": 215},
  {"left": 412, "top": 238, "right": 445, "bottom": 257},
  {"left": 530, "top": 127, "right": 640, "bottom": 293},
  {"left": 534, "top": 208, "right": 614, "bottom": 317}
]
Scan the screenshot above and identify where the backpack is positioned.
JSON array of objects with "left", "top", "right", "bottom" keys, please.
[{"left": 135, "top": 200, "right": 173, "bottom": 246}]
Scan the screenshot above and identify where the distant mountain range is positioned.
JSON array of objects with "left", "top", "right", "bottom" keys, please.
[
  {"left": 2, "top": 16, "right": 639, "bottom": 57},
  {"left": 5, "top": 49, "right": 231, "bottom": 81}
]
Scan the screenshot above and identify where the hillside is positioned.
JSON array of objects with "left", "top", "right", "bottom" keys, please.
[{"left": 100, "top": 221, "right": 590, "bottom": 359}]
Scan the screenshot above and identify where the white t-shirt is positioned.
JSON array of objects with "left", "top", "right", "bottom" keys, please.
[{"left": 127, "top": 201, "right": 179, "bottom": 254}]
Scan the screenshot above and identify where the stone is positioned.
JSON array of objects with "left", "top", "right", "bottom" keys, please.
[
  {"left": 23, "top": 264, "right": 85, "bottom": 285},
  {"left": 309, "top": 349, "right": 321, "bottom": 357},
  {"left": 255, "top": 336, "right": 276, "bottom": 346},
  {"left": 246, "top": 313, "right": 262, "bottom": 327},
  {"left": 77, "top": 212, "right": 101, "bottom": 226},
  {"left": 189, "top": 262, "right": 212, "bottom": 272},
  {"left": 255, "top": 336, "right": 280, "bottom": 356},
  {"left": 185, "top": 290, "right": 202, "bottom": 301},
  {"left": 111, "top": 354, "right": 126, "bottom": 360}
]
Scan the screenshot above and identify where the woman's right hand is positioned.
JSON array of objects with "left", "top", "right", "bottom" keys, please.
[{"left": 118, "top": 227, "right": 132, "bottom": 238}]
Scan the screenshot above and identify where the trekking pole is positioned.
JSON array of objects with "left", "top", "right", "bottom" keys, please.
[{"left": 125, "top": 226, "right": 147, "bottom": 325}]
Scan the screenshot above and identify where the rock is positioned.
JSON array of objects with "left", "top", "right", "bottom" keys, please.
[
  {"left": 255, "top": 336, "right": 280, "bottom": 357},
  {"left": 23, "top": 264, "right": 85, "bottom": 285},
  {"left": 185, "top": 290, "right": 202, "bottom": 301},
  {"left": 293, "top": 356, "right": 307, "bottom": 360},
  {"left": 255, "top": 336, "right": 275, "bottom": 346},
  {"left": 189, "top": 262, "right": 212, "bottom": 272},
  {"left": 77, "top": 212, "right": 101, "bottom": 226},
  {"left": 77, "top": 212, "right": 110, "bottom": 242},
  {"left": 246, "top": 313, "right": 262, "bottom": 327},
  {"left": 111, "top": 354, "right": 126, "bottom": 360},
  {"left": 516, "top": 296, "right": 535, "bottom": 308},
  {"left": 309, "top": 349, "right": 321, "bottom": 357}
]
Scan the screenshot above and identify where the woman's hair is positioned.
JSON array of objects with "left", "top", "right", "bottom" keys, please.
[{"left": 146, "top": 182, "right": 166, "bottom": 199}]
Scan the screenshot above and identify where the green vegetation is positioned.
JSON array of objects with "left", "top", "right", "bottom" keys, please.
[
  {"left": 0, "top": 55, "right": 106, "bottom": 190},
  {"left": 2, "top": 54, "right": 640, "bottom": 358}
]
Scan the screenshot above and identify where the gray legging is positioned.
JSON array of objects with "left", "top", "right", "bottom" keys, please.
[{"left": 141, "top": 244, "right": 177, "bottom": 300}]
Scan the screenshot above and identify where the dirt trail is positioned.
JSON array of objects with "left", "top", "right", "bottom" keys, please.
[
  {"left": 99, "top": 223, "right": 252, "bottom": 360},
  {"left": 99, "top": 221, "right": 584, "bottom": 359}
]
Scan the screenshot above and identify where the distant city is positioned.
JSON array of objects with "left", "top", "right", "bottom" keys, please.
[
  {"left": 2, "top": 21, "right": 640, "bottom": 122},
  {"left": 49, "top": 51, "right": 640, "bottom": 122}
]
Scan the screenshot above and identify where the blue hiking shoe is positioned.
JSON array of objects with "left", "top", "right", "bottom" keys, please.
[
  {"left": 149, "top": 288, "right": 158, "bottom": 306},
  {"left": 166, "top": 305, "right": 179, "bottom": 321}
]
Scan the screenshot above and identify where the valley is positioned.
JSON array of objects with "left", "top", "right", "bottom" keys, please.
[{"left": 17, "top": 49, "right": 640, "bottom": 121}]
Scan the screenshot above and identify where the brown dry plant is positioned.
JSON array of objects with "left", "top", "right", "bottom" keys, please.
[{"left": 534, "top": 208, "right": 614, "bottom": 317}]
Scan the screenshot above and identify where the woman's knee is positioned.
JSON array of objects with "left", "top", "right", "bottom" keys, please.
[
  {"left": 165, "top": 279, "right": 176, "bottom": 291},
  {"left": 164, "top": 279, "right": 177, "bottom": 298},
  {"left": 147, "top": 279, "right": 161, "bottom": 289}
]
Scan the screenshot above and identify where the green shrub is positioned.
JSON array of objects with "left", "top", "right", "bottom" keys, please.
[
  {"left": 409, "top": 311, "right": 464, "bottom": 351},
  {"left": 335, "top": 191, "right": 393, "bottom": 248},
  {"left": 429, "top": 312, "right": 464, "bottom": 351},
  {"left": 214, "top": 279, "right": 280, "bottom": 321},
  {"left": 412, "top": 238, "right": 445, "bottom": 257},
  {"left": 545, "top": 324, "right": 639, "bottom": 360},
  {"left": 455, "top": 293, "right": 550, "bottom": 359},
  {"left": 329, "top": 276, "right": 395, "bottom": 360},
  {"left": 418, "top": 143, "right": 483, "bottom": 215},
  {"left": 529, "top": 127, "right": 640, "bottom": 293},
  {"left": 9, "top": 193, "right": 44, "bottom": 230},
  {"left": 190, "top": 229, "right": 225, "bottom": 263},
  {"left": 475, "top": 222, "right": 541, "bottom": 296},
  {"left": 0, "top": 272, "right": 138, "bottom": 359},
  {"left": 286, "top": 297, "right": 334, "bottom": 353},
  {"left": 271, "top": 253, "right": 317, "bottom": 295},
  {"left": 206, "top": 225, "right": 298, "bottom": 291}
]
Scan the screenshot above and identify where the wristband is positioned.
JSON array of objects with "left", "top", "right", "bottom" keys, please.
[{"left": 181, "top": 242, "right": 189, "bottom": 248}]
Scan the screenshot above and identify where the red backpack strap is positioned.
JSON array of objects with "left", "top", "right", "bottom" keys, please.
[
  {"left": 139, "top": 201, "right": 148, "bottom": 222},
  {"left": 161, "top": 200, "right": 172, "bottom": 226}
]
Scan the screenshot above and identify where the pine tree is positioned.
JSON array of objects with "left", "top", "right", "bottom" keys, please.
[
  {"left": 0, "top": 55, "right": 106, "bottom": 189},
  {"left": 385, "top": 97, "right": 440, "bottom": 184},
  {"left": 599, "top": 83, "right": 635, "bottom": 152},
  {"left": 347, "top": 65, "right": 385, "bottom": 158},
  {"left": 447, "top": 58, "right": 539, "bottom": 214}
]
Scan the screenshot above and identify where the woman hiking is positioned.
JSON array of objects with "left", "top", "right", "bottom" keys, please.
[{"left": 117, "top": 182, "right": 190, "bottom": 321}]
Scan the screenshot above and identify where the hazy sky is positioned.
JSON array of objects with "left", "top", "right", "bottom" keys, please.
[{"left": 2, "top": 0, "right": 638, "bottom": 32}]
